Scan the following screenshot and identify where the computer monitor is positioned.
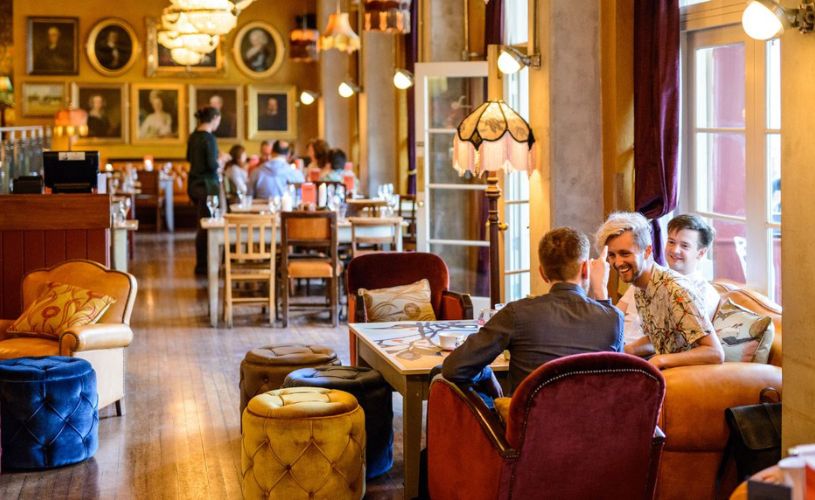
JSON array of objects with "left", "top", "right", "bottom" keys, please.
[{"left": 43, "top": 151, "right": 100, "bottom": 193}]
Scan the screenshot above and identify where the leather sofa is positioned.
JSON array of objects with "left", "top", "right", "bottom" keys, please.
[
  {"left": 0, "top": 260, "right": 137, "bottom": 415},
  {"left": 655, "top": 283, "right": 782, "bottom": 500}
]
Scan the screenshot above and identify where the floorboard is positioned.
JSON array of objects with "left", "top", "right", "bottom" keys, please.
[{"left": 0, "top": 231, "right": 405, "bottom": 500}]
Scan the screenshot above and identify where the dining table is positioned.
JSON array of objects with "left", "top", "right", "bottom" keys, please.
[
  {"left": 202, "top": 214, "right": 404, "bottom": 327},
  {"left": 111, "top": 219, "right": 139, "bottom": 272},
  {"left": 349, "top": 320, "right": 508, "bottom": 499}
]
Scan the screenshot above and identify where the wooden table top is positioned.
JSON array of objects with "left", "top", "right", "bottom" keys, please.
[{"left": 349, "top": 320, "right": 509, "bottom": 376}]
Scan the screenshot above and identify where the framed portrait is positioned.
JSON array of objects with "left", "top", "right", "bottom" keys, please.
[
  {"left": 233, "top": 21, "right": 284, "bottom": 79},
  {"left": 27, "top": 17, "right": 79, "bottom": 75},
  {"left": 71, "top": 83, "right": 128, "bottom": 144},
  {"left": 189, "top": 85, "right": 243, "bottom": 142},
  {"left": 247, "top": 85, "right": 296, "bottom": 140},
  {"left": 21, "top": 82, "right": 65, "bottom": 117},
  {"left": 86, "top": 18, "right": 139, "bottom": 77},
  {"left": 130, "top": 83, "right": 186, "bottom": 145},
  {"left": 145, "top": 17, "right": 223, "bottom": 77}
]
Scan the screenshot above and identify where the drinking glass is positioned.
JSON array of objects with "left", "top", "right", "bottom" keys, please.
[
  {"left": 206, "top": 195, "right": 219, "bottom": 218},
  {"left": 118, "top": 200, "right": 128, "bottom": 223}
]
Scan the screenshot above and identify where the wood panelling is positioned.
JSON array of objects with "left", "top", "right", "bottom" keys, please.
[{"left": 0, "top": 195, "right": 111, "bottom": 317}]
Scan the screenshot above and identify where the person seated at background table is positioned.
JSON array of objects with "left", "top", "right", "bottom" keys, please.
[
  {"left": 306, "top": 138, "right": 331, "bottom": 180},
  {"left": 442, "top": 227, "right": 623, "bottom": 397},
  {"left": 594, "top": 212, "right": 724, "bottom": 369},
  {"left": 223, "top": 144, "right": 248, "bottom": 197},
  {"left": 247, "top": 140, "right": 304, "bottom": 199},
  {"left": 320, "top": 148, "right": 358, "bottom": 192},
  {"left": 616, "top": 213, "right": 720, "bottom": 345},
  {"left": 258, "top": 140, "right": 272, "bottom": 166}
]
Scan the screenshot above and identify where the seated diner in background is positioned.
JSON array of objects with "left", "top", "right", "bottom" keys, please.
[
  {"left": 594, "top": 211, "right": 725, "bottom": 369},
  {"left": 320, "top": 148, "right": 358, "bottom": 192},
  {"left": 258, "top": 140, "right": 272, "bottom": 165},
  {"left": 617, "top": 213, "right": 720, "bottom": 344},
  {"left": 306, "top": 138, "right": 331, "bottom": 181},
  {"left": 223, "top": 144, "right": 248, "bottom": 197},
  {"left": 442, "top": 227, "right": 623, "bottom": 396},
  {"left": 247, "top": 140, "right": 304, "bottom": 199}
]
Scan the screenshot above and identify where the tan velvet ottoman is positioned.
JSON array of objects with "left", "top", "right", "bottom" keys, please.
[
  {"left": 239, "top": 344, "right": 340, "bottom": 416},
  {"left": 241, "top": 387, "right": 366, "bottom": 500}
]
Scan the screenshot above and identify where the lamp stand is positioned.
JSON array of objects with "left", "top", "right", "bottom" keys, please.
[{"left": 486, "top": 172, "right": 503, "bottom": 308}]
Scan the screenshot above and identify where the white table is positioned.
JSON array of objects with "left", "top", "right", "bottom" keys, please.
[
  {"left": 349, "top": 320, "right": 508, "bottom": 499},
  {"left": 202, "top": 217, "right": 403, "bottom": 327},
  {"left": 111, "top": 220, "right": 138, "bottom": 272}
]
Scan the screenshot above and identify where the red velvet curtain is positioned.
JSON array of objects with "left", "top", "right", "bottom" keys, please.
[{"left": 634, "top": 0, "right": 680, "bottom": 265}]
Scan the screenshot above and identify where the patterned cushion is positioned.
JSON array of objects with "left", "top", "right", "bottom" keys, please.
[
  {"left": 8, "top": 282, "right": 116, "bottom": 340},
  {"left": 714, "top": 299, "right": 775, "bottom": 363},
  {"left": 359, "top": 278, "right": 437, "bottom": 322}
]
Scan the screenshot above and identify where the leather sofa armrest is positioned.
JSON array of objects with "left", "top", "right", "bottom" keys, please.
[
  {"left": 59, "top": 323, "right": 134, "bottom": 353},
  {"left": 659, "top": 363, "right": 782, "bottom": 452},
  {"left": 0, "top": 319, "right": 14, "bottom": 340},
  {"left": 440, "top": 290, "right": 474, "bottom": 320}
]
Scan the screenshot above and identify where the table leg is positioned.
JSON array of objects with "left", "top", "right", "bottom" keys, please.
[
  {"left": 403, "top": 378, "right": 425, "bottom": 499},
  {"left": 112, "top": 228, "right": 128, "bottom": 272},
  {"left": 164, "top": 183, "right": 175, "bottom": 232},
  {"left": 207, "top": 228, "right": 220, "bottom": 327}
]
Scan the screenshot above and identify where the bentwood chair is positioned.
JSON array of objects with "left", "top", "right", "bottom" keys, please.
[
  {"left": 427, "top": 353, "right": 667, "bottom": 500},
  {"left": 348, "top": 216, "right": 403, "bottom": 257},
  {"left": 280, "top": 211, "right": 340, "bottom": 327},
  {"left": 223, "top": 214, "right": 276, "bottom": 328},
  {"left": 135, "top": 169, "right": 164, "bottom": 232}
]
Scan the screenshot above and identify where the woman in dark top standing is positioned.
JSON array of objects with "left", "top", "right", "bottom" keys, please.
[{"left": 187, "top": 106, "right": 222, "bottom": 275}]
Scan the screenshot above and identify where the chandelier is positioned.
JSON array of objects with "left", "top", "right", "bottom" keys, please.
[{"left": 319, "top": 4, "right": 360, "bottom": 53}]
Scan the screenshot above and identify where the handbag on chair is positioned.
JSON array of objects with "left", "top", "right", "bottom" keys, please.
[{"left": 722, "top": 387, "right": 782, "bottom": 482}]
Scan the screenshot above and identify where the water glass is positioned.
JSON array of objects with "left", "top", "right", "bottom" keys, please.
[{"left": 206, "top": 195, "right": 219, "bottom": 218}]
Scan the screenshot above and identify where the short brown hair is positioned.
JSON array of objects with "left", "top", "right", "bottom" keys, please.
[
  {"left": 667, "top": 214, "right": 715, "bottom": 250},
  {"left": 538, "top": 227, "right": 590, "bottom": 281}
]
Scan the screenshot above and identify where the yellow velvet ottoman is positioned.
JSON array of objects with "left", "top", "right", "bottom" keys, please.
[{"left": 241, "top": 387, "right": 366, "bottom": 500}]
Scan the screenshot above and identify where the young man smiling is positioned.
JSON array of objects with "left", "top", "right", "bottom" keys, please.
[
  {"left": 594, "top": 212, "right": 724, "bottom": 370},
  {"left": 617, "top": 214, "right": 720, "bottom": 343}
]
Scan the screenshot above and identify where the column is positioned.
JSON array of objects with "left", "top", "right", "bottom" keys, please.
[
  {"left": 362, "top": 31, "right": 398, "bottom": 195},
  {"left": 318, "top": 0, "right": 352, "bottom": 154}
]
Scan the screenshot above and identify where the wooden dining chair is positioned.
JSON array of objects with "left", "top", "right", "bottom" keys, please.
[
  {"left": 349, "top": 216, "right": 403, "bottom": 257},
  {"left": 223, "top": 214, "right": 277, "bottom": 328},
  {"left": 135, "top": 169, "right": 164, "bottom": 232},
  {"left": 398, "top": 194, "right": 417, "bottom": 250},
  {"left": 280, "top": 211, "right": 340, "bottom": 327}
]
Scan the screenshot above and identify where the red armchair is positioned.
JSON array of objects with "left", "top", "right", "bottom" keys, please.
[
  {"left": 346, "top": 252, "right": 473, "bottom": 363},
  {"left": 427, "top": 352, "right": 667, "bottom": 500}
]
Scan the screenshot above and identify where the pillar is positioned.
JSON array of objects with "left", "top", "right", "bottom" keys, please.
[
  {"left": 318, "top": 0, "right": 352, "bottom": 154},
  {"left": 362, "top": 31, "right": 399, "bottom": 195}
]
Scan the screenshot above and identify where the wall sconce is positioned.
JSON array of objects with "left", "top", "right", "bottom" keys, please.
[
  {"left": 299, "top": 90, "right": 320, "bottom": 105},
  {"left": 497, "top": 46, "right": 540, "bottom": 75},
  {"left": 338, "top": 80, "right": 361, "bottom": 98},
  {"left": 742, "top": 0, "right": 815, "bottom": 40},
  {"left": 393, "top": 69, "right": 414, "bottom": 90}
]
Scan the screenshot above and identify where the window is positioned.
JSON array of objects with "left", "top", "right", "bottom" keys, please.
[
  {"left": 502, "top": 0, "right": 531, "bottom": 302},
  {"left": 682, "top": 25, "right": 781, "bottom": 302}
]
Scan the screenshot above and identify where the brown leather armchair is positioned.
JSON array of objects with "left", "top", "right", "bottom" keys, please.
[
  {"left": 655, "top": 285, "right": 782, "bottom": 500},
  {"left": 0, "top": 260, "right": 137, "bottom": 416}
]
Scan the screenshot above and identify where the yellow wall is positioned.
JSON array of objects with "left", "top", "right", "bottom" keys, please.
[{"left": 12, "top": 0, "right": 318, "bottom": 159}]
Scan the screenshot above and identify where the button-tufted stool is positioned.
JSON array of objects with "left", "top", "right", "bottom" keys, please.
[
  {"left": 239, "top": 344, "right": 341, "bottom": 417},
  {"left": 283, "top": 366, "right": 393, "bottom": 478},
  {"left": 241, "top": 387, "right": 366, "bottom": 500},
  {"left": 0, "top": 356, "right": 98, "bottom": 470}
]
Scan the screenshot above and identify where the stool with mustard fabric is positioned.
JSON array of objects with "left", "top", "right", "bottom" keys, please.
[
  {"left": 241, "top": 387, "right": 366, "bottom": 500},
  {"left": 239, "top": 344, "right": 341, "bottom": 416}
]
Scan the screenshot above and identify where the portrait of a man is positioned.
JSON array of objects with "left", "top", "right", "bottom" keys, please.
[
  {"left": 257, "top": 94, "right": 287, "bottom": 132},
  {"left": 192, "top": 87, "right": 239, "bottom": 139},
  {"left": 28, "top": 17, "right": 78, "bottom": 75},
  {"left": 94, "top": 25, "right": 133, "bottom": 71},
  {"left": 77, "top": 86, "right": 124, "bottom": 141}
]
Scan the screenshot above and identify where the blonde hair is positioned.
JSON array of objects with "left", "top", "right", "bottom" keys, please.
[{"left": 595, "top": 211, "right": 652, "bottom": 253}]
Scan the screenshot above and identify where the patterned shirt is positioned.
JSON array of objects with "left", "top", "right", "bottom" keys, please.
[{"left": 634, "top": 265, "right": 715, "bottom": 355}]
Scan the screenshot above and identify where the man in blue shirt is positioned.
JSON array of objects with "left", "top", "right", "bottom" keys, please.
[
  {"left": 442, "top": 227, "right": 624, "bottom": 393},
  {"left": 247, "top": 140, "right": 304, "bottom": 199}
]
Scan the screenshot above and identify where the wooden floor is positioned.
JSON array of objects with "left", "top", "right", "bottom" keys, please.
[{"left": 0, "top": 231, "right": 405, "bottom": 500}]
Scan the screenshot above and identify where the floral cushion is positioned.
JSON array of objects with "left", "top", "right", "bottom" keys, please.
[
  {"left": 713, "top": 299, "right": 775, "bottom": 363},
  {"left": 359, "top": 279, "right": 437, "bottom": 322},
  {"left": 8, "top": 282, "right": 116, "bottom": 340}
]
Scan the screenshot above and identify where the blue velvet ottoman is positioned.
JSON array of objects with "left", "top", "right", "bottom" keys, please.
[
  {"left": 283, "top": 365, "right": 394, "bottom": 478},
  {"left": 0, "top": 356, "right": 99, "bottom": 470}
]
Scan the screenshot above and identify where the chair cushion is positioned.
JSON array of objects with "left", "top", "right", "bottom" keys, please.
[
  {"left": 8, "top": 282, "right": 116, "bottom": 340},
  {"left": 287, "top": 259, "right": 342, "bottom": 278},
  {"left": 358, "top": 279, "right": 437, "bottom": 322},
  {"left": 0, "top": 338, "right": 60, "bottom": 359},
  {"left": 714, "top": 299, "right": 775, "bottom": 363}
]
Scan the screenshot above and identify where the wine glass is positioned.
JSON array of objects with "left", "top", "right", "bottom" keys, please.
[
  {"left": 118, "top": 199, "right": 129, "bottom": 224},
  {"left": 206, "top": 195, "right": 219, "bottom": 218}
]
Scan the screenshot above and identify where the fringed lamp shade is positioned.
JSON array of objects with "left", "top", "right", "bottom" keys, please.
[
  {"left": 54, "top": 106, "right": 88, "bottom": 137},
  {"left": 364, "top": 0, "right": 411, "bottom": 33},
  {"left": 319, "top": 11, "right": 360, "bottom": 53},
  {"left": 290, "top": 14, "right": 319, "bottom": 62},
  {"left": 453, "top": 100, "right": 535, "bottom": 177}
]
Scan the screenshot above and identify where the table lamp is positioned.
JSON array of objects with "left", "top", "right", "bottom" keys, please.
[
  {"left": 53, "top": 105, "right": 88, "bottom": 151},
  {"left": 453, "top": 99, "right": 535, "bottom": 307}
]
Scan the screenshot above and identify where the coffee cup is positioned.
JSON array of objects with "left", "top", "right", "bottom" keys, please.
[{"left": 439, "top": 333, "right": 464, "bottom": 350}]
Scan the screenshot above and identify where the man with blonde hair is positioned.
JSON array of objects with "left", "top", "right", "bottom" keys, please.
[{"left": 594, "top": 212, "right": 723, "bottom": 369}]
